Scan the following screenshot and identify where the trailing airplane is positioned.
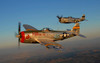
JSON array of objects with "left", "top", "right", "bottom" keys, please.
[
  {"left": 57, "top": 14, "right": 87, "bottom": 23},
  {"left": 16, "top": 22, "right": 86, "bottom": 50}
]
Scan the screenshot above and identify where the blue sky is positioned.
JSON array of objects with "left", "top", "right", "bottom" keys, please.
[{"left": 0, "top": 0, "right": 100, "bottom": 48}]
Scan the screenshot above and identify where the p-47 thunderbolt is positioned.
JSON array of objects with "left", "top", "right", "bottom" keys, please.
[
  {"left": 16, "top": 22, "right": 85, "bottom": 50},
  {"left": 57, "top": 14, "right": 86, "bottom": 23}
]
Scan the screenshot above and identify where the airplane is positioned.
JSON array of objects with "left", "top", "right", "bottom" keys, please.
[
  {"left": 16, "top": 22, "right": 86, "bottom": 50},
  {"left": 57, "top": 14, "right": 87, "bottom": 23}
]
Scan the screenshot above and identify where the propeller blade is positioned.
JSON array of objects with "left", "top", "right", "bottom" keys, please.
[
  {"left": 18, "top": 38, "right": 20, "bottom": 48},
  {"left": 57, "top": 15, "right": 60, "bottom": 19},
  {"left": 18, "top": 22, "right": 21, "bottom": 34},
  {"left": 15, "top": 22, "right": 21, "bottom": 48},
  {"left": 18, "top": 22, "right": 21, "bottom": 48}
]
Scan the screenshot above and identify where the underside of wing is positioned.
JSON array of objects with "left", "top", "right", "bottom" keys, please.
[
  {"left": 35, "top": 38, "right": 63, "bottom": 50},
  {"left": 23, "top": 24, "right": 38, "bottom": 31}
]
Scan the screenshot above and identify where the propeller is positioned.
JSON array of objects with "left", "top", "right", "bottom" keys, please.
[
  {"left": 18, "top": 22, "right": 21, "bottom": 48},
  {"left": 57, "top": 15, "right": 62, "bottom": 22},
  {"left": 16, "top": 22, "right": 21, "bottom": 48},
  {"left": 57, "top": 15, "right": 60, "bottom": 19},
  {"left": 57, "top": 15, "right": 62, "bottom": 19}
]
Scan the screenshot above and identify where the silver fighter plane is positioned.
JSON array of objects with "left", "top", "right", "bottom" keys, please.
[
  {"left": 16, "top": 22, "right": 85, "bottom": 50},
  {"left": 57, "top": 14, "right": 86, "bottom": 23}
]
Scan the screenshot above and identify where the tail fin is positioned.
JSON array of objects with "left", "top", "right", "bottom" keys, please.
[
  {"left": 71, "top": 23, "right": 80, "bottom": 35},
  {"left": 81, "top": 14, "right": 85, "bottom": 20}
]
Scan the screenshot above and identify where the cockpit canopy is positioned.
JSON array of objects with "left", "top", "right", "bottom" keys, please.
[
  {"left": 63, "top": 16, "right": 72, "bottom": 18},
  {"left": 68, "top": 16, "right": 72, "bottom": 18},
  {"left": 42, "top": 28, "right": 52, "bottom": 32}
]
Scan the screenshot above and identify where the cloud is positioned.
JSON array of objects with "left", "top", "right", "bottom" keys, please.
[
  {"left": 0, "top": 47, "right": 100, "bottom": 63},
  {"left": 24, "top": 48, "right": 100, "bottom": 63},
  {"left": 0, "top": 37, "right": 100, "bottom": 63}
]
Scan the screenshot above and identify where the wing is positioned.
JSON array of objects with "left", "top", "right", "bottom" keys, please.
[
  {"left": 34, "top": 38, "right": 63, "bottom": 50},
  {"left": 23, "top": 24, "right": 38, "bottom": 31}
]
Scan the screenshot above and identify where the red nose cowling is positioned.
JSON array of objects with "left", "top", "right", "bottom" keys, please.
[{"left": 20, "top": 31, "right": 25, "bottom": 43}]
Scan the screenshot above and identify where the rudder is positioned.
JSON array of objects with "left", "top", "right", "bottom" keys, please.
[
  {"left": 71, "top": 23, "right": 80, "bottom": 35},
  {"left": 81, "top": 14, "right": 85, "bottom": 20}
]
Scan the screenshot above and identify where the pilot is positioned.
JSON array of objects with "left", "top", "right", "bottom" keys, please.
[{"left": 42, "top": 28, "right": 50, "bottom": 32}]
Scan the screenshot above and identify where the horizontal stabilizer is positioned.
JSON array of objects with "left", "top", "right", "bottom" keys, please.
[{"left": 79, "top": 34, "right": 86, "bottom": 38}]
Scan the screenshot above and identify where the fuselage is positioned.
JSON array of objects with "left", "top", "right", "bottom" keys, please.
[
  {"left": 59, "top": 17, "right": 84, "bottom": 23},
  {"left": 20, "top": 30, "right": 75, "bottom": 44},
  {"left": 57, "top": 14, "right": 85, "bottom": 23}
]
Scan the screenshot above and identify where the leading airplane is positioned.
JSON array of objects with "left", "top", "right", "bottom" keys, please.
[
  {"left": 16, "top": 22, "right": 85, "bottom": 50},
  {"left": 57, "top": 14, "right": 87, "bottom": 23}
]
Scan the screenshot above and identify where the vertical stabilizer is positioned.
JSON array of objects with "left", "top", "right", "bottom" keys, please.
[
  {"left": 81, "top": 14, "right": 85, "bottom": 20},
  {"left": 71, "top": 23, "right": 80, "bottom": 35}
]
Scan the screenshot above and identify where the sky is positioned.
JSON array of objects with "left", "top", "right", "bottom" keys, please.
[
  {"left": 0, "top": 0, "right": 100, "bottom": 48},
  {"left": 0, "top": 0, "right": 100, "bottom": 63}
]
